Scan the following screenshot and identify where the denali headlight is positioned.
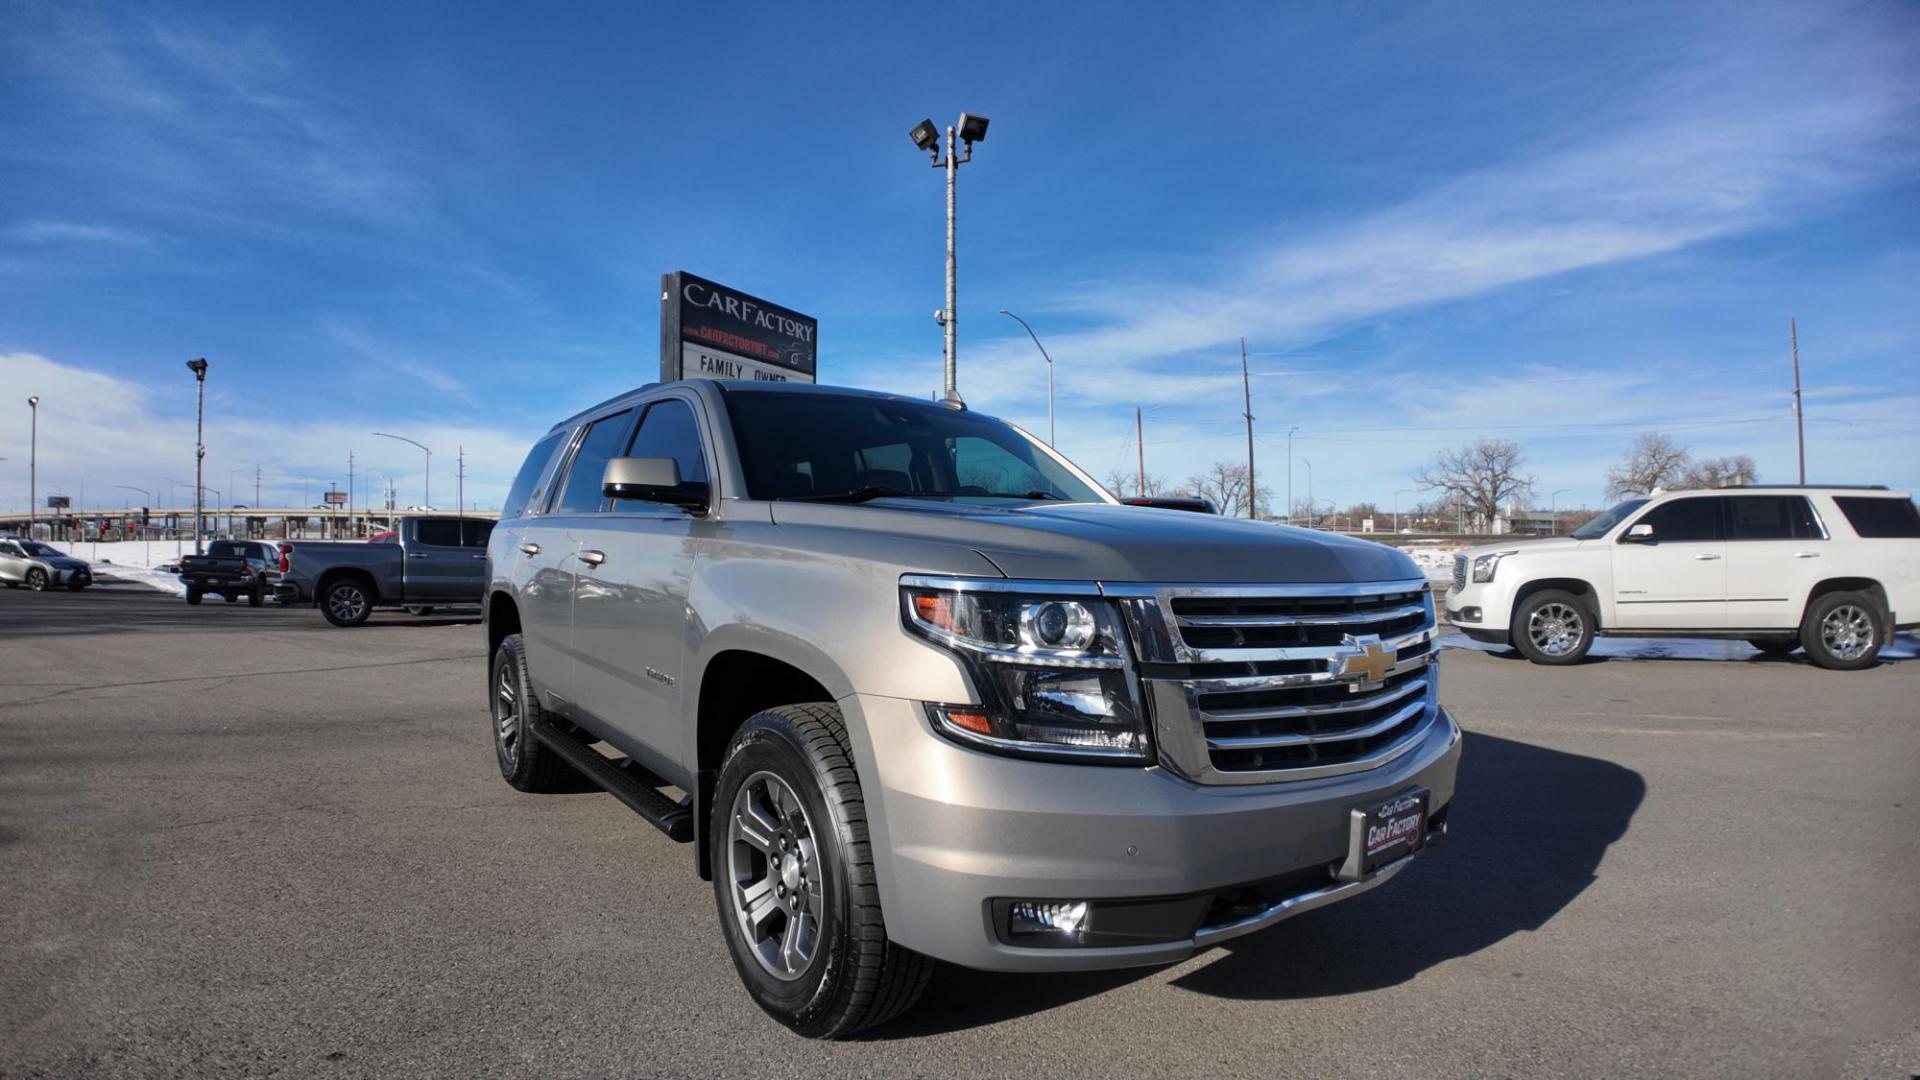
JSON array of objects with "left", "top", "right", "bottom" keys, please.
[
  {"left": 1470, "top": 550, "right": 1519, "bottom": 583},
  {"left": 901, "top": 577, "right": 1148, "bottom": 762}
]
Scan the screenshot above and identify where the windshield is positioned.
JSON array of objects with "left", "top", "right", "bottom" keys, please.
[
  {"left": 722, "top": 390, "right": 1108, "bottom": 505},
  {"left": 18, "top": 541, "right": 58, "bottom": 557},
  {"left": 1571, "top": 498, "right": 1649, "bottom": 540}
]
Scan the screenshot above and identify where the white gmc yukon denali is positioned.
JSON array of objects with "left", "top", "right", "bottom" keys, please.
[{"left": 1445, "top": 486, "right": 1920, "bottom": 669}]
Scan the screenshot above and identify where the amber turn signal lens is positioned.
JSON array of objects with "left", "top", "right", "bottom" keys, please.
[
  {"left": 911, "top": 593, "right": 955, "bottom": 632},
  {"left": 943, "top": 709, "right": 994, "bottom": 735}
]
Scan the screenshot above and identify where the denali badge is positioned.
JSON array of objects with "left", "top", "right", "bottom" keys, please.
[{"left": 1331, "top": 633, "right": 1393, "bottom": 692}]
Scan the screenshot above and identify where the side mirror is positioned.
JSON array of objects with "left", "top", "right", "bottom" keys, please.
[
  {"left": 1623, "top": 522, "right": 1655, "bottom": 543},
  {"left": 603, "top": 457, "right": 708, "bottom": 513}
]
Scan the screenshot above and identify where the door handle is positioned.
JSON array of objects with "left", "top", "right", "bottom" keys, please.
[
  {"left": 1693, "top": 553, "right": 1721, "bottom": 561},
  {"left": 577, "top": 550, "right": 606, "bottom": 566},
  {"left": 470, "top": 554, "right": 487, "bottom": 560},
  {"left": 1793, "top": 552, "right": 1820, "bottom": 559},
  {"left": 518, "top": 542, "right": 540, "bottom": 556},
  {"left": 407, "top": 552, "right": 431, "bottom": 559}
]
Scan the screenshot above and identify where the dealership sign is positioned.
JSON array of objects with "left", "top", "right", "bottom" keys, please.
[{"left": 660, "top": 271, "right": 817, "bottom": 384}]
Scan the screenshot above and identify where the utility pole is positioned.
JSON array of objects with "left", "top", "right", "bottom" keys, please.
[
  {"left": 1240, "top": 337, "right": 1256, "bottom": 519},
  {"left": 1790, "top": 317, "right": 1806, "bottom": 484},
  {"left": 186, "top": 358, "right": 208, "bottom": 555},
  {"left": 1135, "top": 407, "right": 1146, "bottom": 498},
  {"left": 1286, "top": 426, "right": 1299, "bottom": 526},
  {"left": 255, "top": 464, "right": 261, "bottom": 509},
  {"left": 1303, "top": 458, "right": 1314, "bottom": 527},
  {"left": 457, "top": 445, "right": 466, "bottom": 517},
  {"left": 348, "top": 450, "right": 356, "bottom": 540}
]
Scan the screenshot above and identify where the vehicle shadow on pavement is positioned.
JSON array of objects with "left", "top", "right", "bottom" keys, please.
[
  {"left": 1441, "top": 633, "right": 1917, "bottom": 667},
  {"left": 1170, "top": 730, "right": 1643, "bottom": 1001}
]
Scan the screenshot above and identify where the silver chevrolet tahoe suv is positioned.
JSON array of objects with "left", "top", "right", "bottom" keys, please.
[{"left": 485, "top": 380, "right": 1462, "bottom": 1038}]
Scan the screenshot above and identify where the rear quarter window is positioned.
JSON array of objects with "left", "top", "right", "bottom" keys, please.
[{"left": 1833, "top": 496, "right": 1920, "bottom": 538}]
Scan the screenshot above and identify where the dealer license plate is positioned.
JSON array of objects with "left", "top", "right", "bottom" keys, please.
[{"left": 1340, "top": 788, "right": 1429, "bottom": 880}]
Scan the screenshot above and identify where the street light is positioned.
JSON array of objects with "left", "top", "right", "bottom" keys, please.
[
  {"left": 372, "top": 432, "right": 431, "bottom": 509},
  {"left": 908, "top": 111, "right": 989, "bottom": 409},
  {"left": 1550, "top": 488, "right": 1569, "bottom": 535},
  {"left": 998, "top": 310, "right": 1054, "bottom": 445},
  {"left": 26, "top": 396, "right": 38, "bottom": 539},
  {"left": 1302, "top": 457, "right": 1314, "bottom": 527},
  {"left": 1394, "top": 488, "right": 1413, "bottom": 535},
  {"left": 1286, "top": 426, "right": 1300, "bottom": 525},
  {"left": 186, "top": 359, "right": 208, "bottom": 555}
]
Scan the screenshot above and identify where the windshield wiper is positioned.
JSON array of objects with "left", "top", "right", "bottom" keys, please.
[
  {"left": 788, "top": 486, "right": 921, "bottom": 504},
  {"left": 983, "top": 490, "right": 1063, "bottom": 501}
]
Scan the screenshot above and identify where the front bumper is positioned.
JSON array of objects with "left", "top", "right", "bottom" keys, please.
[
  {"left": 1444, "top": 578, "right": 1516, "bottom": 642},
  {"left": 842, "top": 693, "right": 1463, "bottom": 972}
]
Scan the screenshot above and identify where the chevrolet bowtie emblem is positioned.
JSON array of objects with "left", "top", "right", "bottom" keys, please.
[{"left": 1332, "top": 634, "right": 1393, "bottom": 691}]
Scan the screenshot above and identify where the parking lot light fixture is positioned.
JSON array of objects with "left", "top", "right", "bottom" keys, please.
[
  {"left": 999, "top": 309, "right": 1054, "bottom": 446},
  {"left": 372, "top": 432, "right": 432, "bottom": 510},
  {"left": 909, "top": 111, "right": 991, "bottom": 410},
  {"left": 186, "top": 359, "right": 208, "bottom": 555},
  {"left": 27, "top": 396, "right": 38, "bottom": 540}
]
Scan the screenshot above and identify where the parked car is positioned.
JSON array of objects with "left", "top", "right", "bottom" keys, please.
[
  {"left": 1446, "top": 485, "right": 1920, "bottom": 669},
  {"left": 178, "top": 539, "right": 283, "bottom": 606},
  {"left": 484, "top": 380, "right": 1460, "bottom": 1037},
  {"left": 274, "top": 516, "right": 493, "bottom": 626},
  {"left": 0, "top": 537, "right": 93, "bottom": 591}
]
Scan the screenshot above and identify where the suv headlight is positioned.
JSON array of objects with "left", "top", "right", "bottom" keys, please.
[
  {"left": 1470, "top": 550, "right": 1519, "bottom": 583},
  {"left": 900, "top": 577, "right": 1148, "bottom": 763}
]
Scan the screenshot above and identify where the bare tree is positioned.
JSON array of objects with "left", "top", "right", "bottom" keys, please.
[
  {"left": 1682, "top": 455, "right": 1759, "bottom": 489},
  {"left": 1185, "top": 461, "right": 1273, "bottom": 518},
  {"left": 1415, "top": 439, "right": 1533, "bottom": 527},
  {"left": 1102, "top": 468, "right": 1169, "bottom": 499},
  {"left": 1605, "top": 433, "right": 1691, "bottom": 499}
]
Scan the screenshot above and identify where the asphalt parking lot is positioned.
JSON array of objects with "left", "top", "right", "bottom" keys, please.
[{"left": 3, "top": 583, "right": 1916, "bottom": 1078}]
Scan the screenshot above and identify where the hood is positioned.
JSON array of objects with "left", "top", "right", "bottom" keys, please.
[
  {"left": 1460, "top": 536, "right": 1590, "bottom": 560},
  {"left": 44, "top": 555, "right": 89, "bottom": 570},
  {"left": 768, "top": 500, "right": 1420, "bottom": 584}
]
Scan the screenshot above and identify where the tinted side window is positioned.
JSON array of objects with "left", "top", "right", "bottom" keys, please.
[
  {"left": 1835, "top": 496, "right": 1920, "bottom": 538},
  {"left": 415, "top": 519, "right": 461, "bottom": 547},
  {"left": 554, "top": 411, "right": 634, "bottom": 515},
  {"left": 502, "top": 432, "right": 565, "bottom": 519},
  {"left": 624, "top": 400, "right": 708, "bottom": 489},
  {"left": 460, "top": 520, "right": 494, "bottom": 547},
  {"left": 1637, "top": 497, "right": 1723, "bottom": 542},
  {"left": 1727, "top": 496, "right": 1820, "bottom": 541}
]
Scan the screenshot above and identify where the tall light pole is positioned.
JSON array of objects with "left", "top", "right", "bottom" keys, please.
[
  {"left": 186, "top": 359, "right": 208, "bottom": 555},
  {"left": 1286, "top": 426, "right": 1299, "bottom": 526},
  {"left": 910, "top": 112, "right": 990, "bottom": 409},
  {"left": 26, "top": 396, "right": 38, "bottom": 539},
  {"left": 1240, "top": 337, "right": 1256, "bottom": 520},
  {"left": 1550, "top": 488, "right": 1569, "bottom": 535},
  {"left": 373, "top": 432, "right": 431, "bottom": 509},
  {"left": 1303, "top": 457, "right": 1315, "bottom": 527},
  {"left": 1394, "top": 488, "right": 1412, "bottom": 535},
  {"left": 998, "top": 309, "right": 1053, "bottom": 445}
]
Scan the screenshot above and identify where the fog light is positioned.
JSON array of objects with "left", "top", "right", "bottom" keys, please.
[
  {"left": 1458, "top": 606, "right": 1481, "bottom": 622},
  {"left": 1008, "top": 900, "right": 1089, "bottom": 937}
]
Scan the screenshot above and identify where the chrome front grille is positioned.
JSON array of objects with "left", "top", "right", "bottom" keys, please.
[
  {"left": 1108, "top": 579, "right": 1441, "bottom": 785},
  {"left": 1451, "top": 554, "right": 1467, "bottom": 591}
]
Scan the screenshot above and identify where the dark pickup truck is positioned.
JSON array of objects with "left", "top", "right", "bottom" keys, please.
[
  {"left": 274, "top": 516, "right": 494, "bottom": 626},
  {"left": 179, "top": 540, "right": 282, "bottom": 606}
]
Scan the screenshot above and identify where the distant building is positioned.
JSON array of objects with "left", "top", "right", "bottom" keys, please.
[{"left": 1495, "top": 508, "right": 1558, "bottom": 536}]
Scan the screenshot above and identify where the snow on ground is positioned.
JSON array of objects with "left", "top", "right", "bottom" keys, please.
[
  {"left": 1390, "top": 542, "right": 1461, "bottom": 584},
  {"left": 49, "top": 539, "right": 196, "bottom": 595}
]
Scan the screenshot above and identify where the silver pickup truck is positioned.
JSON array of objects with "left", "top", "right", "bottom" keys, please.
[
  {"left": 274, "top": 515, "right": 493, "bottom": 626},
  {"left": 485, "top": 380, "right": 1461, "bottom": 1038}
]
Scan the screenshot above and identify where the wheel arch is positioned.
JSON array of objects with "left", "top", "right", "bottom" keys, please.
[
  {"left": 314, "top": 567, "right": 380, "bottom": 605},
  {"left": 691, "top": 647, "right": 841, "bottom": 880},
  {"left": 1803, "top": 577, "right": 1889, "bottom": 621},
  {"left": 485, "top": 589, "right": 521, "bottom": 660},
  {"left": 1509, "top": 577, "right": 1602, "bottom": 634}
]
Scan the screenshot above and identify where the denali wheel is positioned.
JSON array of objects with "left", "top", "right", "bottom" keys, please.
[
  {"left": 1512, "top": 589, "right": 1595, "bottom": 665},
  {"left": 1800, "top": 592, "right": 1884, "bottom": 671},
  {"left": 712, "top": 704, "right": 931, "bottom": 1038},
  {"left": 321, "top": 580, "right": 372, "bottom": 627}
]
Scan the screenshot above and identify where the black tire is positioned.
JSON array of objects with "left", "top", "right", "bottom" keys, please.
[
  {"left": 185, "top": 588, "right": 203, "bottom": 605},
  {"left": 24, "top": 567, "right": 48, "bottom": 592},
  {"left": 711, "top": 703, "right": 932, "bottom": 1039},
  {"left": 67, "top": 580, "right": 87, "bottom": 592},
  {"left": 489, "top": 634, "right": 577, "bottom": 792},
  {"left": 320, "top": 578, "right": 374, "bottom": 627},
  {"left": 1511, "top": 588, "right": 1596, "bottom": 665},
  {"left": 248, "top": 588, "right": 265, "bottom": 607},
  {"left": 225, "top": 592, "right": 241, "bottom": 603},
  {"left": 404, "top": 605, "right": 435, "bottom": 616},
  {"left": 1799, "top": 591, "right": 1885, "bottom": 671},
  {"left": 1747, "top": 638, "right": 1798, "bottom": 658}
]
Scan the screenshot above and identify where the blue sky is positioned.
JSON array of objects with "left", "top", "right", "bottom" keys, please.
[{"left": 3, "top": 0, "right": 1916, "bottom": 514}]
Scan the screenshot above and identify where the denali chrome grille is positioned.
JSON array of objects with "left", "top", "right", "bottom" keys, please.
[{"left": 1107, "top": 579, "right": 1440, "bottom": 785}]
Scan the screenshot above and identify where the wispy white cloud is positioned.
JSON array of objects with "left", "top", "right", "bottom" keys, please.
[{"left": 4, "top": 221, "right": 152, "bottom": 246}]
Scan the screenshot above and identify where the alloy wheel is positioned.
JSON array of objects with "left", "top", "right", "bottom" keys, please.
[
  {"left": 727, "top": 771, "right": 823, "bottom": 982},
  {"left": 493, "top": 659, "right": 520, "bottom": 767},
  {"left": 327, "top": 585, "right": 367, "bottom": 623},
  {"left": 1528, "top": 601, "right": 1584, "bottom": 656},
  {"left": 1821, "top": 604, "right": 1875, "bottom": 662},
  {"left": 25, "top": 568, "right": 47, "bottom": 591}
]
